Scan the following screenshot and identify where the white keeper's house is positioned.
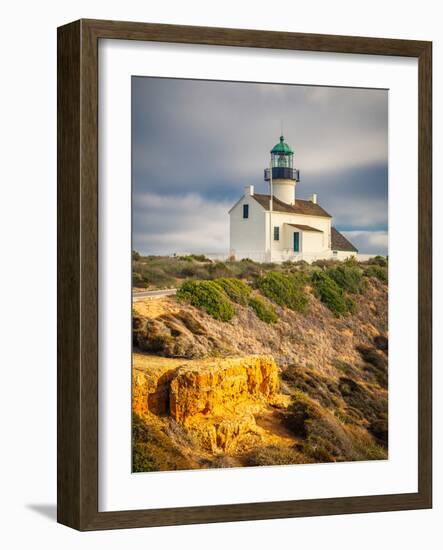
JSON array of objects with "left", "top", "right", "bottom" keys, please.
[{"left": 229, "top": 135, "right": 358, "bottom": 263}]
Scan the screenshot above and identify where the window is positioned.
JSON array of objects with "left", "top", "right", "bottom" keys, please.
[
  {"left": 274, "top": 226, "right": 280, "bottom": 241},
  {"left": 243, "top": 204, "right": 249, "bottom": 219}
]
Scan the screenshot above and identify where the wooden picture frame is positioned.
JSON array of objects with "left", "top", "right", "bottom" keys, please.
[{"left": 57, "top": 19, "right": 432, "bottom": 531}]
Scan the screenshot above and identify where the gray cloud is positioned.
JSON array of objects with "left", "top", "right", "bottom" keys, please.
[
  {"left": 132, "top": 77, "right": 388, "bottom": 255},
  {"left": 133, "top": 192, "right": 231, "bottom": 254},
  {"left": 343, "top": 231, "right": 388, "bottom": 255}
]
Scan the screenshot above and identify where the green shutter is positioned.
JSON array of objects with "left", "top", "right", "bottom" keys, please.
[{"left": 293, "top": 232, "right": 300, "bottom": 252}]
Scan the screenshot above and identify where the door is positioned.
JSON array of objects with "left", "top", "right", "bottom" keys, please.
[{"left": 293, "top": 232, "right": 300, "bottom": 252}]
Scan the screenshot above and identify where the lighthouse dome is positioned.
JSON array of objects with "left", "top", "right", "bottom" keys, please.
[{"left": 270, "top": 135, "right": 294, "bottom": 155}]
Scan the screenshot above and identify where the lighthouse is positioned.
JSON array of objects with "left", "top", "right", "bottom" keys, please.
[
  {"left": 264, "top": 135, "right": 300, "bottom": 205},
  {"left": 228, "top": 134, "right": 358, "bottom": 263}
]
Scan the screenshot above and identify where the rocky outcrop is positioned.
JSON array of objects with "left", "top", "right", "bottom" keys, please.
[
  {"left": 132, "top": 277, "right": 389, "bottom": 466},
  {"left": 169, "top": 356, "right": 279, "bottom": 423},
  {"left": 132, "top": 355, "right": 284, "bottom": 452}
]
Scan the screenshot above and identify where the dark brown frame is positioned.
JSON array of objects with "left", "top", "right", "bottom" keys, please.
[{"left": 57, "top": 19, "right": 432, "bottom": 531}]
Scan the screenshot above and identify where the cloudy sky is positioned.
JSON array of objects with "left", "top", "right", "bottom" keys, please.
[{"left": 132, "top": 77, "right": 388, "bottom": 255}]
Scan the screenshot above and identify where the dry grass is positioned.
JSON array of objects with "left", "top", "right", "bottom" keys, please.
[{"left": 244, "top": 445, "right": 309, "bottom": 467}]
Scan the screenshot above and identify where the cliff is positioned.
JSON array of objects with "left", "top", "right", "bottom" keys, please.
[
  {"left": 133, "top": 355, "right": 290, "bottom": 453},
  {"left": 132, "top": 275, "right": 388, "bottom": 471}
]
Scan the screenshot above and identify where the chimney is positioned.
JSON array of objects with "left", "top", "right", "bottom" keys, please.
[
  {"left": 244, "top": 185, "right": 254, "bottom": 196},
  {"left": 310, "top": 193, "right": 318, "bottom": 204}
]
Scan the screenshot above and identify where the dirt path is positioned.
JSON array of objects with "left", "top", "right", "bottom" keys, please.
[{"left": 255, "top": 410, "right": 298, "bottom": 447}]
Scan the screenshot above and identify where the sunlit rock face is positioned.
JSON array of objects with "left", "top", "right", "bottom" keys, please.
[{"left": 133, "top": 355, "right": 283, "bottom": 452}]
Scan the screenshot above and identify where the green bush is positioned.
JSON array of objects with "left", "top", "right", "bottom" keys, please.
[
  {"left": 214, "top": 277, "right": 251, "bottom": 305},
  {"left": 176, "top": 280, "right": 235, "bottom": 321},
  {"left": 248, "top": 295, "right": 278, "bottom": 324},
  {"left": 364, "top": 265, "right": 388, "bottom": 283},
  {"left": 256, "top": 272, "right": 308, "bottom": 313},
  {"left": 326, "top": 265, "right": 363, "bottom": 294},
  {"left": 311, "top": 271, "right": 354, "bottom": 317}
]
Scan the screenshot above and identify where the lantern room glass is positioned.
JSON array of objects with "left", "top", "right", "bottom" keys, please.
[{"left": 272, "top": 151, "right": 293, "bottom": 169}]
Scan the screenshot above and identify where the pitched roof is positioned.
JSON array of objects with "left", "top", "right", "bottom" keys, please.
[
  {"left": 331, "top": 227, "right": 358, "bottom": 252},
  {"left": 252, "top": 193, "right": 332, "bottom": 218},
  {"left": 286, "top": 223, "right": 323, "bottom": 233}
]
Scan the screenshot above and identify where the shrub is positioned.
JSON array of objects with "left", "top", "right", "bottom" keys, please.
[
  {"left": 132, "top": 414, "right": 193, "bottom": 472},
  {"left": 207, "top": 261, "right": 232, "bottom": 278},
  {"left": 356, "top": 345, "right": 388, "bottom": 387},
  {"left": 188, "top": 254, "right": 211, "bottom": 262},
  {"left": 311, "top": 271, "right": 353, "bottom": 316},
  {"left": 281, "top": 260, "right": 295, "bottom": 268},
  {"left": 248, "top": 295, "right": 278, "bottom": 324},
  {"left": 282, "top": 364, "right": 341, "bottom": 408},
  {"left": 214, "top": 277, "right": 251, "bottom": 305},
  {"left": 369, "top": 418, "right": 389, "bottom": 445},
  {"left": 245, "top": 445, "right": 307, "bottom": 467},
  {"left": 208, "top": 455, "right": 242, "bottom": 468},
  {"left": 374, "top": 334, "right": 388, "bottom": 353},
  {"left": 139, "top": 265, "right": 178, "bottom": 288},
  {"left": 256, "top": 272, "right": 308, "bottom": 313},
  {"left": 132, "top": 250, "right": 141, "bottom": 261},
  {"left": 176, "top": 280, "right": 235, "bottom": 321},
  {"left": 364, "top": 265, "right": 388, "bottom": 283},
  {"left": 312, "top": 258, "right": 339, "bottom": 269},
  {"left": 132, "top": 271, "right": 148, "bottom": 288},
  {"left": 179, "top": 265, "right": 205, "bottom": 278},
  {"left": 237, "top": 262, "right": 262, "bottom": 280},
  {"left": 368, "top": 255, "right": 388, "bottom": 267},
  {"left": 326, "top": 265, "right": 363, "bottom": 294},
  {"left": 284, "top": 392, "right": 386, "bottom": 462},
  {"left": 343, "top": 255, "right": 359, "bottom": 267},
  {"left": 284, "top": 393, "right": 354, "bottom": 462}
]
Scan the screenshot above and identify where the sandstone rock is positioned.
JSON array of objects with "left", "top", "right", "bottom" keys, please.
[
  {"left": 169, "top": 355, "right": 279, "bottom": 424},
  {"left": 186, "top": 414, "right": 261, "bottom": 453},
  {"left": 132, "top": 354, "right": 283, "bottom": 453},
  {"left": 132, "top": 362, "right": 178, "bottom": 416}
]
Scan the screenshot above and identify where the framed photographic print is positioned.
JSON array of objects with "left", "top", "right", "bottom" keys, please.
[{"left": 57, "top": 19, "right": 432, "bottom": 530}]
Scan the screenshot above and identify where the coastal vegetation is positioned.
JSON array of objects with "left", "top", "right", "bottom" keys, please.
[{"left": 132, "top": 252, "right": 388, "bottom": 472}]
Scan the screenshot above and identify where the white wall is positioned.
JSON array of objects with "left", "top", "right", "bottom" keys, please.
[
  {"left": 229, "top": 194, "right": 267, "bottom": 260},
  {"left": 301, "top": 229, "right": 324, "bottom": 253},
  {"left": 231, "top": 198, "right": 332, "bottom": 262},
  {"left": 267, "top": 210, "right": 331, "bottom": 261},
  {"left": 1, "top": 1, "right": 441, "bottom": 549}
]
